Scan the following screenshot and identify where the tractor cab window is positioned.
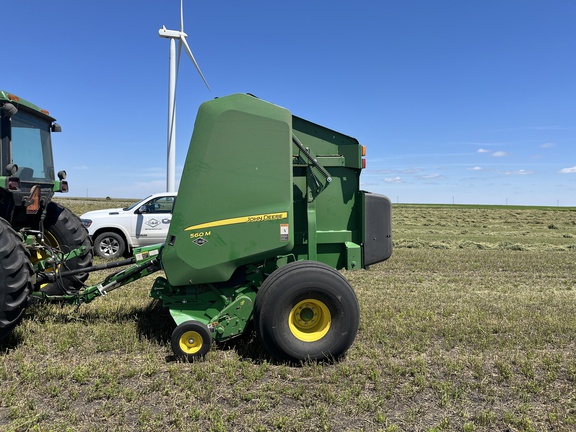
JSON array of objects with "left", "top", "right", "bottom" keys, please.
[{"left": 11, "top": 110, "right": 55, "bottom": 182}]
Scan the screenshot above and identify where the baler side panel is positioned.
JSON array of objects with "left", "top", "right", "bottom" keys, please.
[
  {"left": 291, "top": 116, "right": 364, "bottom": 270},
  {"left": 162, "top": 94, "right": 294, "bottom": 286}
]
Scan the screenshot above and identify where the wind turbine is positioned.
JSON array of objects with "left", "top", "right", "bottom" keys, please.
[{"left": 159, "top": 0, "right": 210, "bottom": 192}]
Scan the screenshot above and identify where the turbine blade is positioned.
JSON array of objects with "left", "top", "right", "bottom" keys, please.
[
  {"left": 176, "top": 39, "right": 182, "bottom": 87},
  {"left": 181, "top": 36, "right": 211, "bottom": 91},
  {"left": 177, "top": 40, "right": 183, "bottom": 72}
]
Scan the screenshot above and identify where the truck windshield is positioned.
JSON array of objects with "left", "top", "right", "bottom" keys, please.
[{"left": 11, "top": 110, "right": 55, "bottom": 182}]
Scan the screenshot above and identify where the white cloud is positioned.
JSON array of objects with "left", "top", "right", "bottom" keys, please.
[
  {"left": 365, "top": 167, "right": 422, "bottom": 175},
  {"left": 419, "top": 173, "right": 445, "bottom": 180},
  {"left": 468, "top": 166, "right": 484, "bottom": 171},
  {"left": 540, "top": 142, "right": 555, "bottom": 148},
  {"left": 559, "top": 166, "right": 576, "bottom": 174},
  {"left": 504, "top": 169, "right": 535, "bottom": 175},
  {"left": 492, "top": 151, "right": 507, "bottom": 157},
  {"left": 478, "top": 149, "right": 507, "bottom": 157},
  {"left": 384, "top": 177, "right": 402, "bottom": 183}
]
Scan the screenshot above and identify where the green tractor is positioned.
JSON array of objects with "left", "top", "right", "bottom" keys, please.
[
  {"left": 5, "top": 92, "right": 391, "bottom": 363},
  {"left": 0, "top": 90, "right": 93, "bottom": 340}
]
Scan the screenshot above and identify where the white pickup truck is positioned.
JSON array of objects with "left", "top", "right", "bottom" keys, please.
[{"left": 80, "top": 192, "right": 177, "bottom": 258}]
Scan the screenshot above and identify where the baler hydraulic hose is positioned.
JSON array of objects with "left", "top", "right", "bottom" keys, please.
[
  {"left": 36, "top": 258, "right": 136, "bottom": 285},
  {"left": 33, "top": 254, "right": 161, "bottom": 306}
]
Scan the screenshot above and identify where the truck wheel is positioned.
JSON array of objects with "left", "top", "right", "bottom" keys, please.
[
  {"left": 93, "top": 232, "right": 125, "bottom": 259},
  {"left": 171, "top": 321, "right": 212, "bottom": 361},
  {"left": 41, "top": 202, "right": 93, "bottom": 295},
  {"left": 0, "top": 218, "right": 34, "bottom": 340},
  {"left": 254, "top": 261, "right": 360, "bottom": 363}
]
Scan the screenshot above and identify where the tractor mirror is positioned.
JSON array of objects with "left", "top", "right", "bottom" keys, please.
[
  {"left": 51, "top": 123, "right": 62, "bottom": 132},
  {"left": 1, "top": 103, "right": 18, "bottom": 118},
  {"left": 5, "top": 163, "right": 18, "bottom": 176}
]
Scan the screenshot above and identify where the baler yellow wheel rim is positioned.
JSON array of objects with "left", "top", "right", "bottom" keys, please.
[
  {"left": 179, "top": 330, "right": 204, "bottom": 354},
  {"left": 288, "top": 299, "right": 331, "bottom": 342}
]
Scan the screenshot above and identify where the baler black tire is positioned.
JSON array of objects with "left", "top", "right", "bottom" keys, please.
[
  {"left": 94, "top": 232, "right": 126, "bottom": 259},
  {"left": 254, "top": 260, "right": 360, "bottom": 363},
  {"left": 171, "top": 320, "right": 212, "bottom": 361},
  {"left": 41, "top": 202, "right": 93, "bottom": 295},
  {"left": 0, "top": 218, "right": 34, "bottom": 341}
]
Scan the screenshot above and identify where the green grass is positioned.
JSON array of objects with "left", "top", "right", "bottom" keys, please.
[{"left": 1, "top": 200, "right": 575, "bottom": 431}]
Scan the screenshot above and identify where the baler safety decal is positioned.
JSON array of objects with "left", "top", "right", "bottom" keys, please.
[{"left": 184, "top": 212, "right": 288, "bottom": 231}]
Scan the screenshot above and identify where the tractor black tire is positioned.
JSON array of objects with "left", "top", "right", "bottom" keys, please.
[
  {"left": 254, "top": 260, "right": 360, "bottom": 363},
  {"left": 0, "top": 218, "right": 34, "bottom": 341},
  {"left": 171, "top": 320, "right": 212, "bottom": 361},
  {"left": 41, "top": 202, "right": 93, "bottom": 295}
]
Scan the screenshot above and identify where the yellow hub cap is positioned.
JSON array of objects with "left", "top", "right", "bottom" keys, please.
[
  {"left": 179, "top": 331, "right": 204, "bottom": 354},
  {"left": 289, "top": 299, "right": 331, "bottom": 342}
]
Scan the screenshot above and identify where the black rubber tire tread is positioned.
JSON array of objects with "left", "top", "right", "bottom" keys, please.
[
  {"left": 0, "top": 217, "right": 33, "bottom": 340},
  {"left": 94, "top": 231, "right": 125, "bottom": 259},
  {"left": 254, "top": 260, "right": 360, "bottom": 363},
  {"left": 171, "top": 320, "right": 212, "bottom": 361},
  {"left": 41, "top": 202, "right": 93, "bottom": 295}
]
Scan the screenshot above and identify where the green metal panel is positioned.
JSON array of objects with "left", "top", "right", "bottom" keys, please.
[
  {"left": 151, "top": 275, "right": 257, "bottom": 342},
  {"left": 0, "top": 90, "right": 57, "bottom": 122},
  {"left": 291, "top": 116, "right": 364, "bottom": 269},
  {"left": 161, "top": 94, "right": 294, "bottom": 285}
]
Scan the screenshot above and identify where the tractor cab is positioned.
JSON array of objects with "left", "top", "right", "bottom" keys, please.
[{"left": 0, "top": 90, "right": 68, "bottom": 227}]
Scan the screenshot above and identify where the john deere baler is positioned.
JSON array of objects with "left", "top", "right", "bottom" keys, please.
[{"left": 152, "top": 93, "right": 392, "bottom": 361}]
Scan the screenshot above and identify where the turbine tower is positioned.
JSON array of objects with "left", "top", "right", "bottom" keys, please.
[{"left": 159, "top": 0, "right": 210, "bottom": 192}]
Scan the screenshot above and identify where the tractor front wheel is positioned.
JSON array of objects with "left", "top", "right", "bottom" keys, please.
[
  {"left": 171, "top": 321, "right": 212, "bottom": 361},
  {"left": 0, "top": 218, "right": 34, "bottom": 340},
  {"left": 254, "top": 261, "right": 360, "bottom": 363}
]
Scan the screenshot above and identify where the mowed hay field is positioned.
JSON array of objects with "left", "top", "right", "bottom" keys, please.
[{"left": 1, "top": 198, "right": 575, "bottom": 431}]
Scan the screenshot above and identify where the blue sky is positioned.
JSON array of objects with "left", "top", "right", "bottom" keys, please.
[{"left": 3, "top": 1, "right": 575, "bottom": 205}]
